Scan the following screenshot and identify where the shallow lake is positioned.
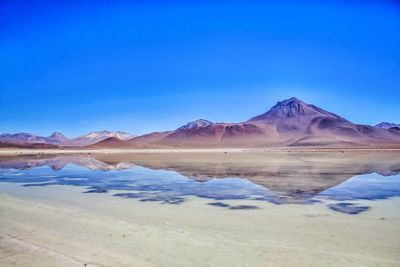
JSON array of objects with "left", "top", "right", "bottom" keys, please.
[{"left": 1, "top": 152, "right": 400, "bottom": 213}]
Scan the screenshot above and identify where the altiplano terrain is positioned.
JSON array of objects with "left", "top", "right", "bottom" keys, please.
[{"left": 1, "top": 98, "right": 400, "bottom": 150}]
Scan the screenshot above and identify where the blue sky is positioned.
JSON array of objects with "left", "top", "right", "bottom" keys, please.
[{"left": 1, "top": 1, "right": 399, "bottom": 137}]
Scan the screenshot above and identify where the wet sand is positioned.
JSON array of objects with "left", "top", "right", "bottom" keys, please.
[{"left": 0, "top": 183, "right": 399, "bottom": 267}]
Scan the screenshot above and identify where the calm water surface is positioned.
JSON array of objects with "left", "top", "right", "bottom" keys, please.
[{"left": 0, "top": 152, "right": 399, "bottom": 214}]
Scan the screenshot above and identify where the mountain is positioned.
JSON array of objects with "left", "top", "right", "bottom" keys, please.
[
  {"left": 245, "top": 97, "right": 378, "bottom": 146},
  {"left": 69, "top": 131, "right": 135, "bottom": 146},
  {"left": 86, "top": 137, "right": 129, "bottom": 148},
  {"left": 375, "top": 122, "right": 400, "bottom": 129},
  {"left": 178, "top": 119, "right": 213, "bottom": 130},
  {"left": 248, "top": 97, "right": 345, "bottom": 122},
  {"left": 124, "top": 97, "right": 400, "bottom": 148},
  {"left": 0, "top": 133, "right": 49, "bottom": 144},
  {"left": 124, "top": 131, "right": 171, "bottom": 148},
  {"left": 0, "top": 131, "right": 135, "bottom": 147},
  {"left": 150, "top": 121, "right": 271, "bottom": 147},
  {"left": 2, "top": 98, "right": 400, "bottom": 149},
  {"left": 47, "top": 132, "right": 69, "bottom": 143},
  {"left": 0, "top": 132, "right": 70, "bottom": 146}
]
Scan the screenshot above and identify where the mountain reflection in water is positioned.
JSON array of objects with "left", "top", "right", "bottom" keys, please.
[{"left": 0, "top": 152, "right": 399, "bottom": 215}]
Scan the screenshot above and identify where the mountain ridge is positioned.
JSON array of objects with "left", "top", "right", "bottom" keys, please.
[
  {"left": 375, "top": 122, "right": 400, "bottom": 129},
  {"left": 2, "top": 97, "right": 400, "bottom": 148},
  {"left": 127, "top": 97, "right": 400, "bottom": 148},
  {"left": 0, "top": 131, "right": 135, "bottom": 147}
]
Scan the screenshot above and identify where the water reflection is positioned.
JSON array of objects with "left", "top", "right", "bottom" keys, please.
[{"left": 0, "top": 152, "right": 399, "bottom": 215}]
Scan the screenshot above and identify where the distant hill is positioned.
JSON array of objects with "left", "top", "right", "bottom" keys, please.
[
  {"left": 0, "top": 131, "right": 135, "bottom": 147},
  {"left": 2, "top": 98, "right": 400, "bottom": 149},
  {"left": 0, "top": 133, "right": 52, "bottom": 144},
  {"left": 375, "top": 122, "right": 400, "bottom": 129},
  {"left": 86, "top": 137, "right": 129, "bottom": 148},
  {"left": 69, "top": 131, "right": 135, "bottom": 146},
  {"left": 124, "top": 97, "right": 400, "bottom": 148}
]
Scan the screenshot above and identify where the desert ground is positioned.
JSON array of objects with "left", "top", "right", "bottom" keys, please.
[
  {"left": 0, "top": 183, "right": 399, "bottom": 267},
  {"left": 0, "top": 150, "right": 399, "bottom": 267}
]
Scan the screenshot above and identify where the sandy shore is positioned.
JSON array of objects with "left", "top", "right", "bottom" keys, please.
[
  {"left": 1, "top": 147, "right": 400, "bottom": 155},
  {"left": 0, "top": 183, "right": 399, "bottom": 267}
]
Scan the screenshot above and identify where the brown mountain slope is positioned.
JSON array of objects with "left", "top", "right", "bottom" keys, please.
[
  {"left": 152, "top": 121, "right": 279, "bottom": 147},
  {"left": 0, "top": 142, "right": 59, "bottom": 149},
  {"left": 86, "top": 137, "right": 129, "bottom": 148},
  {"left": 145, "top": 98, "right": 400, "bottom": 147},
  {"left": 125, "top": 131, "right": 173, "bottom": 148},
  {"left": 86, "top": 97, "right": 400, "bottom": 148}
]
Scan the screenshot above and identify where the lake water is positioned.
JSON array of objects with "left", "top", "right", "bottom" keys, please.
[
  {"left": 1, "top": 152, "right": 400, "bottom": 213},
  {"left": 0, "top": 152, "right": 399, "bottom": 266}
]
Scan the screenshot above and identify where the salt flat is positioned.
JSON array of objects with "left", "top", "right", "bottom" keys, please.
[{"left": 0, "top": 183, "right": 399, "bottom": 267}]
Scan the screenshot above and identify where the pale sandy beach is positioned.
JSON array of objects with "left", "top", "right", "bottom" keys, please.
[{"left": 0, "top": 183, "right": 399, "bottom": 267}]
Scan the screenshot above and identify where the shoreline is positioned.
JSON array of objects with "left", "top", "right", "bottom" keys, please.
[{"left": 1, "top": 147, "right": 400, "bottom": 155}]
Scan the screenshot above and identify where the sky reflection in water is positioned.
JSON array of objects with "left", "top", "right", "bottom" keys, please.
[{"left": 0, "top": 155, "right": 399, "bottom": 215}]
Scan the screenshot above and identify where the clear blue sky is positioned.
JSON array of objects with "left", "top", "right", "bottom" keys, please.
[{"left": 1, "top": 1, "right": 399, "bottom": 137}]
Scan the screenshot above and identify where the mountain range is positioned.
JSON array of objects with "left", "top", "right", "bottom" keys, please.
[
  {"left": 375, "top": 122, "right": 400, "bottom": 129},
  {"left": 0, "top": 131, "right": 135, "bottom": 147},
  {"left": 1, "top": 97, "right": 400, "bottom": 148}
]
